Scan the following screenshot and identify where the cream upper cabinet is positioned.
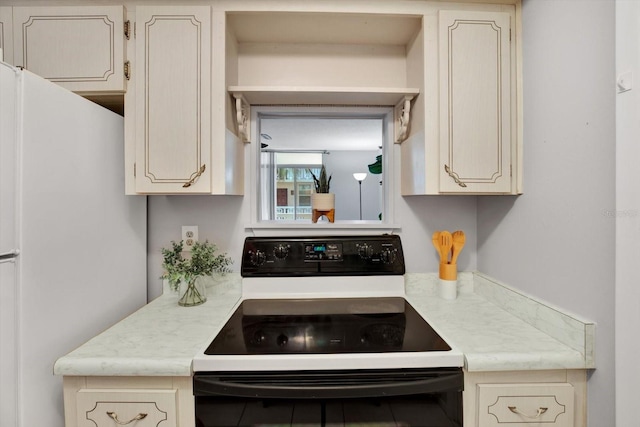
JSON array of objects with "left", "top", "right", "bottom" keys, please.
[
  {"left": 12, "top": 6, "right": 126, "bottom": 94},
  {"left": 127, "top": 6, "right": 242, "bottom": 195},
  {"left": 439, "top": 10, "right": 515, "bottom": 194},
  {"left": 130, "top": 6, "right": 212, "bottom": 194},
  {"left": 401, "top": 7, "right": 521, "bottom": 195},
  {"left": 0, "top": 7, "right": 13, "bottom": 64}
]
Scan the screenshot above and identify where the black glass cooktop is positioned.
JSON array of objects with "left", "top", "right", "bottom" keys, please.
[{"left": 205, "top": 297, "right": 451, "bottom": 355}]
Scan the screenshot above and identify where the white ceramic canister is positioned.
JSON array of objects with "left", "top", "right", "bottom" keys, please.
[{"left": 439, "top": 278, "right": 457, "bottom": 300}]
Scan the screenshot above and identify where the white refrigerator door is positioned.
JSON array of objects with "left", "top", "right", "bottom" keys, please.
[
  {"left": 17, "top": 69, "right": 146, "bottom": 427},
  {"left": 0, "top": 62, "right": 17, "bottom": 255},
  {"left": 0, "top": 61, "right": 19, "bottom": 427},
  {"left": 0, "top": 258, "right": 18, "bottom": 427}
]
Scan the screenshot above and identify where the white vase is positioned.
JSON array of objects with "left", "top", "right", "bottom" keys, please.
[
  {"left": 311, "top": 193, "right": 335, "bottom": 210},
  {"left": 311, "top": 193, "right": 335, "bottom": 223}
]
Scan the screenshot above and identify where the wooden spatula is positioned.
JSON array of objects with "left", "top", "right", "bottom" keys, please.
[
  {"left": 450, "top": 230, "right": 466, "bottom": 265},
  {"left": 439, "top": 231, "right": 452, "bottom": 265},
  {"left": 432, "top": 231, "right": 442, "bottom": 262}
]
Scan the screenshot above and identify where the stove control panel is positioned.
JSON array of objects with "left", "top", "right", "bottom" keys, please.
[{"left": 241, "top": 235, "right": 405, "bottom": 277}]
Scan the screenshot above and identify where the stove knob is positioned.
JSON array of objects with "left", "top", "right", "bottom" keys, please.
[
  {"left": 276, "top": 334, "right": 288, "bottom": 348},
  {"left": 357, "top": 243, "right": 374, "bottom": 259},
  {"left": 249, "top": 250, "right": 266, "bottom": 266},
  {"left": 273, "top": 244, "right": 290, "bottom": 260},
  {"left": 252, "top": 331, "right": 266, "bottom": 345},
  {"left": 381, "top": 248, "right": 397, "bottom": 264}
]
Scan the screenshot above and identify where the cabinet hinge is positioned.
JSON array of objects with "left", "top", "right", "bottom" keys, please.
[
  {"left": 134, "top": 163, "right": 136, "bottom": 177},
  {"left": 124, "top": 61, "right": 131, "bottom": 80},
  {"left": 124, "top": 20, "right": 130, "bottom": 40}
]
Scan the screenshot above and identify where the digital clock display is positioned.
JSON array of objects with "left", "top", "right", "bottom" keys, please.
[{"left": 305, "top": 243, "right": 342, "bottom": 261}]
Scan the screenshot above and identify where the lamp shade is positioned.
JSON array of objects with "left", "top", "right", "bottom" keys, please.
[{"left": 353, "top": 173, "right": 367, "bottom": 182}]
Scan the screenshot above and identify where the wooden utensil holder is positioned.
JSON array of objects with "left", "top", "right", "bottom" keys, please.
[{"left": 439, "top": 263, "right": 457, "bottom": 281}]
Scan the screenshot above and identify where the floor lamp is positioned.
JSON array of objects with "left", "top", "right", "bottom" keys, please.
[{"left": 353, "top": 173, "right": 367, "bottom": 220}]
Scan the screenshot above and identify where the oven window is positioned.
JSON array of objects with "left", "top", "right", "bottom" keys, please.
[
  {"left": 196, "top": 393, "right": 461, "bottom": 427},
  {"left": 194, "top": 369, "right": 463, "bottom": 427}
]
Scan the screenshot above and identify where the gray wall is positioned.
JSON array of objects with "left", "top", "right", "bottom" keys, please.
[
  {"left": 477, "top": 1, "right": 615, "bottom": 426},
  {"left": 147, "top": 144, "right": 479, "bottom": 300},
  {"left": 324, "top": 150, "right": 381, "bottom": 221},
  {"left": 615, "top": 1, "right": 640, "bottom": 424}
]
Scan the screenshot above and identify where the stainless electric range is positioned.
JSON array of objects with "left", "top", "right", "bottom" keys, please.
[{"left": 193, "top": 235, "right": 464, "bottom": 427}]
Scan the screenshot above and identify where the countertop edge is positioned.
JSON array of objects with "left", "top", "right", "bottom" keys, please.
[{"left": 54, "top": 356, "right": 193, "bottom": 377}]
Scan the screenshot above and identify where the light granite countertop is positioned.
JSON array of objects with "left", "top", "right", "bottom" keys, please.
[
  {"left": 404, "top": 273, "right": 593, "bottom": 372},
  {"left": 54, "top": 272, "right": 594, "bottom": 377},
  {"left": 54, "top": 275, "right": 243, "bottom": 377}
]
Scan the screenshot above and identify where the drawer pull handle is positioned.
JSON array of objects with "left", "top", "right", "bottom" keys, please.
[
  {"left": 508, "top": 406, "right": 548, "bottom": 419},
  {"left": 106, "top": 411, "right": 148, "bottom": 425}
]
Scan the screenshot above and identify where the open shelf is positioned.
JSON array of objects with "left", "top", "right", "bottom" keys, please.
[
  {"left": 227, "top": 12, "right": 422, "bottom": 46},
  {"left": 228, "top": 86, "right": 420, "bottom": 106}
]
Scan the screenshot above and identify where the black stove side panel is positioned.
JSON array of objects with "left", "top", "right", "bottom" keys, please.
[{"left": 241, "top": 235, "right": 405, "bottom": 277}]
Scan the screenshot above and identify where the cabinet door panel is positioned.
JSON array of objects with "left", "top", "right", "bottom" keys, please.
[
  {"left": 13, "top": 6, "right": 125, "bottom": 93},
  {"left": 439, "top": 10, "right": 512, "bottom": 193},
  {"left": 134, "top": 6, "right": 211, "bottom": 193},
  {"left": 76, "top": 389, "right": 177, "bottom": 427},
  {"left": 477, "top": 383, "right": 574, "bottom": 426},
  {"left": 0, "top": 7, "right": 13, "bottom": 64}
]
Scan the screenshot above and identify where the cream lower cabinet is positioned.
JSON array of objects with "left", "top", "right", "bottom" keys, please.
[
  {"left": 12, "top": 6, "right": 126, "bottom": 94},
  {"left": 76, "top": 389, "right": 177, "bottom": 427},
  {"left": 478, "top": 383, "right": 574, "bottom": 426},
  {"left": 464, "top": 370, "right": 587, "bottom": 427},
  {"left": 63, "top": 376, "right": 194, "bottom": 427}
]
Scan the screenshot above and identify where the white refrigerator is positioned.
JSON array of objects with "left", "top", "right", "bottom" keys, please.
[{"left": 0, "top": 62, "right": 147, "bottom": 427}]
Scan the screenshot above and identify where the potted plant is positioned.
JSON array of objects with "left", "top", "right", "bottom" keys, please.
[
  {"left": 309, "top": 165, "right": 335, "bottom": 223},
  {"left": 161, "top": 240, "right": 232, "bottom": 306}
]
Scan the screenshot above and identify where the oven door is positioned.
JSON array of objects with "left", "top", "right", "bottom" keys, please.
[{"left": 194, "top": 368, "right": 463, "bottom": 427}]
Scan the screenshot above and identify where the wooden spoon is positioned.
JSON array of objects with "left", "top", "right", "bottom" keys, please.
[
  {"left": 450, "top": 230, "right": 466, "bottom": 265},
  {"left": 439, "top": 231, "right": 452, "bottom": 265}
]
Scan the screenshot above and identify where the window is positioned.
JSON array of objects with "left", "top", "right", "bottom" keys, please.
[{"left": 251, "top": 106, "right": 395, "bottom": 228}]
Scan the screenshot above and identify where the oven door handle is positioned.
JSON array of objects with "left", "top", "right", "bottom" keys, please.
[{"left": 194, "top": 370, "right": 463, "bottom": 399}]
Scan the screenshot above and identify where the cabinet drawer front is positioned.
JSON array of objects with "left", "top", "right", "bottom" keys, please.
[
  {"left": 13, "top": 6, "right": 125, "bottom": 92},
  {"left": 478, "top": 383, "right": 574, "bottom": 426},
  {"left": 76, "top": 389, "right": 177, "bottom": 427}
]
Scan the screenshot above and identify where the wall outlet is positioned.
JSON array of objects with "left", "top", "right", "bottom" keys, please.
[{"left": 181, "top": 226, "right": 198, "bottom": 252}]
